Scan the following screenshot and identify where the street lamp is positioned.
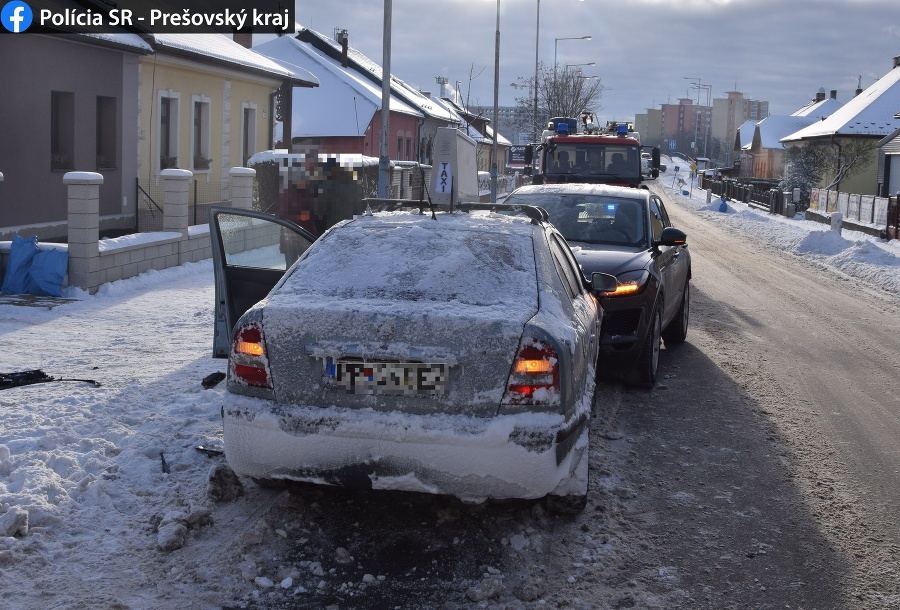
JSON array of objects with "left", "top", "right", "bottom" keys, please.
[
  {"left": 691, "top": 83, "right": 712, "bottom": 158},
  {"left": 554, "top": 35, "right": 591, "bottom": 81},
  {"left": 683, "top": 76, "right": 710, "bottom": 158},
  {"left": 565, "top": 62, "right": 595, "bottom": 71},
  {"left": 534, "top": 0, "right": 586, "bottom": 141}
]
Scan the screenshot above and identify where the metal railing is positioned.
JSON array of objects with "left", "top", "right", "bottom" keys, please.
[{"left": 136, "top": 177, "right": 228, "bottom": 231}]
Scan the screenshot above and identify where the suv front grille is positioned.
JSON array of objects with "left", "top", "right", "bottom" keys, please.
[{"left": 605, "top": 309, "right": 641, "bottom": 337}]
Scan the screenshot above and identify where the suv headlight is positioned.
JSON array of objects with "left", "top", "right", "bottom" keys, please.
[{"left": 601, "top": 269, "right": 650, "bottom": 297}]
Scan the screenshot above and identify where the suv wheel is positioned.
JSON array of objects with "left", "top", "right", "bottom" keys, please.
[
  {"left": 630, "top": 304, "right": 661, "bottom": 388},
  {"left": 662, "top": 280, "right": 690, "bottom": 345}
]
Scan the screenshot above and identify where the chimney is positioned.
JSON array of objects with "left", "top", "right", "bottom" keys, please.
[
  {"left": 233, "top": 31, "right": 253, "bottom": 49},
  {"left": 830, "top": 89, "right": 837, "bottom": 99},
  {"left": 894, "top": 55, "right": 900, "bottom": 69},
  {"left": 855, "top": 75, "right": 863, "bottom": 97},
  {"left": 336, "top": 29, "right": 349, "bottom": 68},
  {"left": 815, "top": 88, "right": 825, "bottom": 102}
]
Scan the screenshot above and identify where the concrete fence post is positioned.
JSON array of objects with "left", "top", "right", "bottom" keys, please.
[
  {"left": 161, "top": 169, "right": 192, "bottom": 238},
  {"left": 831, "top": 211, "right": 843, "bottom": 235},
  {"left": 230, "top": 167, "right": 256, "bottom": 210},
  {"left": 65, "top": 171, "right": 103, "bottom": 294}
]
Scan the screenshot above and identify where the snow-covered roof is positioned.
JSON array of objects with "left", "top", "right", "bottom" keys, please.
[
  {"left": 782, "top": 64, "right": 900, "bottom": 142},
  {"left": 751, "top": 115, "right": 821, "bottom": 150},
  {"left": 486, "top": 122, "right": 512, "bottom": 147},
  {"left": 296, "top": 26, "right": 456, "bottom": 123},
  {"left": 77, "top": 33, "right": 153, "bottom": 53},
  {"left": 791, "top": 94, "right": 843, "bottom": 119},
  {"left": 432, "top": 97, "right": 512, "bottom": 147},
  {"left": 151, "top": 33, "right": 317, "bottom": 86},
  {"left": 253, "top": 35, "right": 421, "bottom": 140},
  {"left": 735, "top": 119, "right": 758, "bottom": 151}
]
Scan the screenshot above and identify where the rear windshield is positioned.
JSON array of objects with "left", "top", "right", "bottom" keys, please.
[{"left": 282, "top": 222, "right": 538, "bottom": 306}]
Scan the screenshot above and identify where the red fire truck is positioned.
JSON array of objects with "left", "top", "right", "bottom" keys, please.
[{"left": 524, "top": 115, "right": 660, "bottom": 188}]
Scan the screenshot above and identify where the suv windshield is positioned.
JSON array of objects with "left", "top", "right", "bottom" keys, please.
[{"left": 507, "top": 193, "right": 647, "bottom": 247}]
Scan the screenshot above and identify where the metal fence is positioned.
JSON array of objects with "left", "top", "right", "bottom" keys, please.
[
  {"left": 136, "top": 177, "right": 229, "bottom": 232},
  {"left": 699, "top": 174, "right": 897, "bottom": 237}
]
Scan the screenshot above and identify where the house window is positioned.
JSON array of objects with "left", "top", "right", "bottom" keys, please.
[
  {"left": 406, "top": 137, "right": 411, "bottom": 162},
  {"left": 192, "top": 96, "right": 212, "bottom": 171},
  {"left": 51, "top": 91, "right": 74, "bottom": 171},
  {"left": 96, "top": 96, "right": 116, "bottom": 170},
  {"left": 397, "top": 135, "right": 403, "bottom": 160},
  {"left": 241, "top": 103, "right": 257, "bottom": 167},
  {"left": 158, "top": 92, "right": 180, "bottom": 170}
]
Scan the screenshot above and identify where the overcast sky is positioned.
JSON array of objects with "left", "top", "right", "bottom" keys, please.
[{"left": 293, "top": 0, "right": 900, "bottom": 123}]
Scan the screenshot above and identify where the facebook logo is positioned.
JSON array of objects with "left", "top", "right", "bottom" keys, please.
[{"left": 1, "top": 1, "right": 33, "bottom": 33}]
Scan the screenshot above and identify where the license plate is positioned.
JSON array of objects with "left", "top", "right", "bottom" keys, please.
[{"left": 324, "top": 360, "right": 448, "bottom": 396}]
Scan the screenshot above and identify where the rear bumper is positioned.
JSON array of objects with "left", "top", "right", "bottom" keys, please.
[{"left": 222, "top": 396, "right": 588, "bottom": 503}]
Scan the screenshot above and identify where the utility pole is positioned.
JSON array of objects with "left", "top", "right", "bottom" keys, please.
[
  {"left": 378, "top": 0, "right": 392, "bottom": 198},
  {"left": 491, "top": 0, "right": 500, "bottom": 202},
  {"left": 533, "top": 0, "right": 539, "bottom": 143}
]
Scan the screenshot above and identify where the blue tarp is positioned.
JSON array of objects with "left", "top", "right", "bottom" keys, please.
[{"left": 1, "top": 235, "right": 68, "bottom": 297}]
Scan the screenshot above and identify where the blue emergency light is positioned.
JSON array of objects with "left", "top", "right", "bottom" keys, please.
[{"left": 616, "top": 124, "right": 628, "bottom": 136}]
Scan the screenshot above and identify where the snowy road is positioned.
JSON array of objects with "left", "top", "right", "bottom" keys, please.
[
  {"left": 3, "top": 175, "right": 900, "bottom": 609},
  {"left": 594, "top": 183, "right": 900, "bottom": 608}
]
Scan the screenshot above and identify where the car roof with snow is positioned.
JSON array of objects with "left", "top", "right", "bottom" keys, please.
[{"left": 508, "top": 183, "right": 652, "bottom": 201}]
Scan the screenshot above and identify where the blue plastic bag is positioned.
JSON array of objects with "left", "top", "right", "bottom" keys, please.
[
  {"left": 25, "top": 249, "right": 68, "bottom": 297},
  {"left": 1, "top": 235, "right": 40, "bottom": 294}
]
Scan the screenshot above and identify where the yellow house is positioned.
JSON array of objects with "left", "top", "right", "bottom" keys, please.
[
  {"left": 781, "top": 57, "right": 900, "bottom": 196},
  {"left": 137, "top": 34, "right": 317, "bottom": 211}
]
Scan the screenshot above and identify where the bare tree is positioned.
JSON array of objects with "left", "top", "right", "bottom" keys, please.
[
  {"left": 780, "top": 139, "right": 875, "bottom": 209},
  {"left": 826, "top": 138, "right": 874, "bottom": 191},
  {"left": 511, "top": 61, "right": 603, "bottom": 141}
]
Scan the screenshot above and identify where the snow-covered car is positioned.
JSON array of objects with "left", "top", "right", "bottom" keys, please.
[
  {"left": 208, "top": 204, "right": 617, "bottom": 509},
  {"left": 505, "top": 184, "right": 691, "bottom": 387}
]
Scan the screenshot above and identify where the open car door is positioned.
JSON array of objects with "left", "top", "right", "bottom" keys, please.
[{"left": 209, "top": 207, "right": 317, "bottom": 358}]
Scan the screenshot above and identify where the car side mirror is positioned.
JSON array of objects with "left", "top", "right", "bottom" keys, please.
[
  {"left": 656, "top": 227, "right": 687, "bottom": 247},
  {"left": 591, "top": 272, "right": 618, "bottom": 293}
]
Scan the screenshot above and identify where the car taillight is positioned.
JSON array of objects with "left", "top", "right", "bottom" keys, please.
[
  {"left": 229, "top": 323, "right": 272, "bottom": 388},
  {"left": 501, "top": 339, "right": 560, "bottom": 407}
]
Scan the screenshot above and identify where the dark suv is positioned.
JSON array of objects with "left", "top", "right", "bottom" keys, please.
[{"left": 505, "top": 184, "right": 691, "bottom": 386}]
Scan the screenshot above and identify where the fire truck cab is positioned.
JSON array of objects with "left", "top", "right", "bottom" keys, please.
[{"left": 524, "top": 115, "right": 660, "bottom": 188}]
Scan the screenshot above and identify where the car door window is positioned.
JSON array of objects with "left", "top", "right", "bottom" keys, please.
[
  {"left": 218, "top": 213, "right": 312, "bottom": 270},
  {"left": 648, "top": 198, "right": 665, "bottom": 241},
  {"left": 653, "top": 196, "right": 672, "bottom": 228},
  {"left": 549, "top": 233, "right": 584, "bottom": 299},
  {"left": 209, "top": 207, "right": 317, "bottom": 358}
]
